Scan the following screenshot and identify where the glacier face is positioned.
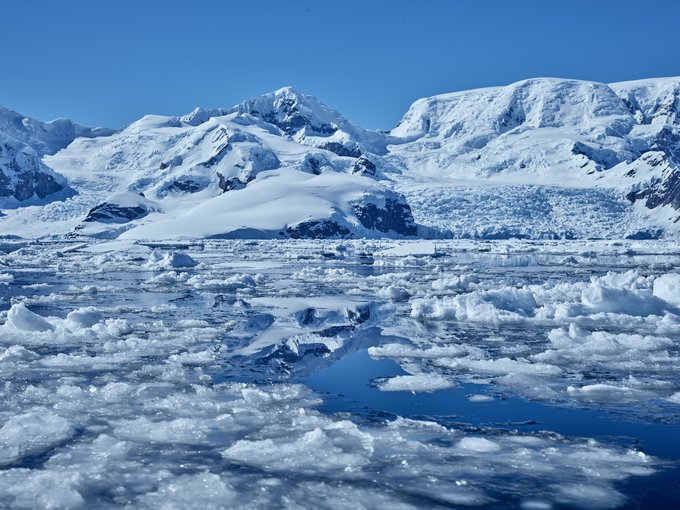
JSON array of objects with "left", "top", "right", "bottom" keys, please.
[
  {"left": 0, "top": 78, "right": 680, "bottom": 239},
  {"left": 386, "top": 77, "right": 680, "bottom": 239}
]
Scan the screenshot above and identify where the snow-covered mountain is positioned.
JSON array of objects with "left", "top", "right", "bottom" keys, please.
[
  {"left": 387, "top": 77, "right": 680, "bottom": 238},
  {"left": 182, "top": 86, "right": 389, "bottom": 157},
  {"left": 7, "top": 88, "right": 416, "bottom": 239},
  {"left": 0, "top": 107, "right": 115, "bottom": 207},
  {"left": 1, "top": 77, "right": 679, "bottom": 239}
]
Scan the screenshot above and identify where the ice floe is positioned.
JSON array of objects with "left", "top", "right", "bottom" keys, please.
[{"left": 0, "top": 238, "right": 677, "bottom": 507}]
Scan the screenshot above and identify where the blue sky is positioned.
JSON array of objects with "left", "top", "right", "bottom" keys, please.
[{"left": 3, "top": 0, "right": 680, "bottom": 129}]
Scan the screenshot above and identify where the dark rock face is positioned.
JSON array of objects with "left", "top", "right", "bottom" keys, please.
[
  {"left": 571, "top": 141, "right": 623, "bottom": 171},
  {"left": 287, "top": 220, "right": 352, "bottom": 239},
  {"left": 354, "top": 197, "right": 418, "bottom": 236},
  {"left": 301, "top": 153, "right": 332, "bottom": 175},
  {"left": 625, "top": 129, "right": 680, "bottom": 215},
  {"left": 650, "top": 169, "right": 680, "bottom": 211},
  {"left": 304, "top": 156, "right": 323, "bottom": 175},
  {"left": 351, "top": 156, "right": 377, "bottom": 176},
  {"left": 0, "top": 143, "right": 65, "bottom": 201},
  {"left": 252, "top": 97, "right": 337, "bottom": 136},
  {"left": 203, "top": 143, "right": 232, "bottom": 168},
  {"left": 317, "top": 141, "right": 362, "bottom": 158},
  {"left": 0, "top": 171, "right": 10, "bottom": 197},
  {"left": 83, "top": 202, "right": 149, "bottom": 224},
  {"left": 15, "top": 170, "right": 64, "bottom": 200},
  {"left": 166, "top": 179, "right": 204, "bottom": 194},
  {"left": 217, "top": 174, "right": 246, "bottom": 192},
  {"left": 232, "top": 90, "right": 341, "bottom": 136},
  {"left": 628, "top": 168, "right": 680, "bottom": 212},
  {"left": 212, "top": 142, "right": 280, "bottom": 192},
  {"left": 625, "top": 229, "right": 664, "bottom": 240}
]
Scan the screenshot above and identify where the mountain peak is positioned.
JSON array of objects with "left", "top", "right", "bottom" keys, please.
[
  {"left": 228, "top": 87, "right": 347, "bottom": 136},
  {"left": 272, "top": 85, "right": 302, "bottom": 97}
]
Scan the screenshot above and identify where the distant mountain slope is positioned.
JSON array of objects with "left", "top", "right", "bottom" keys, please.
[
  {"left": 387, "top": 77, "right": 680, "bottom": 238},
  {"left": 0, "top": 107, "right": 115, "bottom": 207},
  {"left": 1, "top": 78, "right": 679, "bottom": 239},
  {"left": 41, "top": 88, "right": 416, "bottom": 240},
  {"left": 0, "top": 106, "right": 116, "bottom": 157}
]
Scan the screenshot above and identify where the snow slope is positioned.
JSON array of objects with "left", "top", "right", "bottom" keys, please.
[
  {"left": 39, "top": 90, "right": 416, "bottom": 239},
  {"left": 388, "top": 77, "right": 680, "bottom": 238},
  {"left": 1, "top": 77, "right": 680, "bottom": 239}
]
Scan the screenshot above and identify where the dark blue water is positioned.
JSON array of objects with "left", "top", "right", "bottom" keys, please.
[{"left": 305, "top": 349, "right": 680, "bottom": 509}]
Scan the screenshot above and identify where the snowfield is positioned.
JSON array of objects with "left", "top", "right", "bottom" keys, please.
[
  {"left": 1, "top": 76, "right": 680, "bottom": 239},
  {"left": 0, "top": 238, "right": 678, "bottom": 508},
  {"left": 386, "top": 77, "right": 680, "bottom": 239}
]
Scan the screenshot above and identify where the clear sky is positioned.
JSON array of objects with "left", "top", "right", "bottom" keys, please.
[{"left": 3, "top": 0, "right": 680, "bottom": 130}]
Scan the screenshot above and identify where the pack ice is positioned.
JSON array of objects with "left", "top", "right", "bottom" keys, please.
[{"left": 0, "top": 239, "right": 677, "bottom": 508}]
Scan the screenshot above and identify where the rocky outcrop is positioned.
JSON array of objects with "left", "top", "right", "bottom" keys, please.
[
  {"left": 317, "top": 141, "right": 362, "bottom": 158},
  {"left": 354, "top": 194, "right": 418, "bottom": 236},
  {"left": 287, "top": 220, "right": 352, "bottom": 239},
  {"left": 351, "top": 156, "right": 377, "bottom": 176},
  {"left": 83, "top": 203, "right": 149, "bottom": 224},
  {"left": 0, "top": 139, "right": 69, "bottom": 202},
  {"left": 81, "top": 192, "right": 159, "bottom": 224}
]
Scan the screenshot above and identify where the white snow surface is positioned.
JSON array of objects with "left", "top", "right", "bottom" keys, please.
[
  {"left": 387, "top": 77, "right": 680, "bottom": 238},
  {"left": 26, "top": 96, "right": 411, "bottom": 240},
  {"left": 2, "top": 77, "right": 680, "bottom": 239}
]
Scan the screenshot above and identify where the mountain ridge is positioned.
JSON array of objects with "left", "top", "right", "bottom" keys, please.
[{"left": 1, "top": 76, "right": 679, "bottom": 239}]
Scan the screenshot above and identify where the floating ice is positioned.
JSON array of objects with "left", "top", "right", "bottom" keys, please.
[
  {"left": 66, "top": 307, "right": 103, "bottom": 329},
  {"left": 3, "top": 303, "right": 54, "bottom": 332},
  {"left": 146, "top": 250, "right": 198, "bottom": 269},
  {"left": 378, "top": 285, "right": 411, "bottom": 302},
  {"left": 653, "top": 273, "right": 680, "bottom": 308},
  {"left": 187, "top": 273, "right": 260, "bottom": 291},
  {"left": 468, "top": 394, "right": 494, "bottom": 402},
  {"left": 378, "top": 373, "right": 456, "bottom": 392},
  {"left": 0, "top": 238, "right": 675, "bottom": 508},
  {"left": 0, "top": 409, "right": 72, "bottom": 465},
  {"left": 377, "top": 241, "right": 437, "bottom": 257}
]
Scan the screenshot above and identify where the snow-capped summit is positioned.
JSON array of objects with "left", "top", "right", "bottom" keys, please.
[
  {"left": 182, "top": 87, "right": 389, "bottom": 157},
  {"left": 0, "top": 106, "right": 115, "bottom": 157},
  {"left": 227, "top": 86, "right": 347, "bottom": 136}
]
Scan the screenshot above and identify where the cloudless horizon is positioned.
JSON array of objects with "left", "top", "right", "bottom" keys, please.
[{"left": 4, "top": 0, "right": 680, "bottom": 130}]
